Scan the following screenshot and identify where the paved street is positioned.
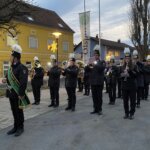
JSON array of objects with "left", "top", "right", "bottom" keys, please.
[
  {"left": 0, "top": 89, "right": 150, "bottom": 150},
  {"left": 0, "top": 88, "right": 67, "bottom": 130}
]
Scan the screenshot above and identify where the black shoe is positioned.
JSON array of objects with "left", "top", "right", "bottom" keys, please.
[
  {"left": 71, "top": 108, "right": 75, "bottom": 112},
  {"left": 36, "top": 102, "right": 40, "bottom": 105},
  {"left": 136, "top": 105, "right": 140, "bottom": 108},
  {"left": 123, "top": 114, "right": 129, "bottom": 119},
  {"left": 98, "top": 111, "right": 103, "bottom": 115},
  {"left": 7, "top": 128, "right": 17, "bottom": 135},
  {"left": 14, "top": 128, "right": 24, "bottom": 137},
  {"left": 48, "top": 104, "right": 54, "bottom": 107},
  {"left": 65, "top": 107, "right": 71, "bottom": 111},
  {"left": 90, "top": 111, "right": 97, "bottom": 114},
  {"left": 83, "top": 93, "right": 86, "bottom": 95},
  {"left": 129, "top": 115, "right": 134, "bottom": 120},
  {"left": 112, "top": 102, "right": 115, "bottom": 105},
  {"left": 32, "top": 102, "right": 36, "bottom": 105}
]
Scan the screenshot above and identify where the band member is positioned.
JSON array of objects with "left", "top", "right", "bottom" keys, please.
[
  {"left": 62, "top": 57, "right": 79, "bottom": 111},
  {"left": 83, "top": 64, "right": 91, "bottom": 96},
  {"left": 132, "top": 50, "right": 144, "bottom": 108},
  {"left": 2, "top": 44, "right": 29, "bottom": 136},
  {"left": 121, "top": 48, "right": 137, "bottom": 120},
  {"left": 77, "top": 63, "right": 84, "bottom": 92},
  {"left": 143, "top": 56, "right": 150, "bottom": 100},
  {"left": 104, "top": 61, "right": 109, "bottom": 93},
  {"left": 117, "top": 58, "right": 124, "bottom": 98},
  {"left": 31, "top": 57, "right": 44, "bottom": 105},
  {"left": 47, "top": 55, "right": 61, "bottom": 107},
  {"left": 89, "top": 48, "right": 105, "bottom": 115},
  {"left": 106, "top": 55, "right": 118, "bottom": 105}
]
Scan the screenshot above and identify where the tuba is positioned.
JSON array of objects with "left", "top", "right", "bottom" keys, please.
[
  {"left": 30, "top": 67, "right": 35, "bottom": 79},
  {"left": 76, "top": 60, "right": 85, "bottom": 82}
]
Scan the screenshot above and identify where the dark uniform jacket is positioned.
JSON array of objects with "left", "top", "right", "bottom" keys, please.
[
  {"left": 117, "top": 65, "right": 123, "bottom": 81},
  {"left": 143, "top": 64, "right": 150, "bottom": 84},
  {"left": 31, "top": 67, "right": 44, "bottom": 86},
  {"left": 83, "top": 65, "right": 91, "bottom": 85},
  {"left": 106, "top": 65, "right": 118, "bottom": 85},
  {"left": 7, "top": 62, "right": 28, "bottom": 97},
  {"left": 121, "top": 64, "right": 137, "bottom": 90},
  {"left": 135, "top": 61, "right": 144, "bottom": 87},
  {"left": 63, "top": 65, "right": 79, "bottom": 88},
  {"left": 47, "top": 66, "right": 61, "bottom": 87},
  {"left": 89, "top": 60, "right": 105, "bottom": 86}
]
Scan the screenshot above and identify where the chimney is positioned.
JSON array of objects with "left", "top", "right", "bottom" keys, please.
[
  {"left": 117, "top": 39, "right": 121, "bottom": 43},
  {"left": 96, "top": 34, "right": 99, "bottom": 39}
]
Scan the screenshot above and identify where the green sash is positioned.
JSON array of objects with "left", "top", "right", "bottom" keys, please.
[{"left": 7, "top": 67, "right": 31, "bottom": 109}]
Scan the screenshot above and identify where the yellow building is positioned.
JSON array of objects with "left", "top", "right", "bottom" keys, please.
[{"left": 0, "top": 5, "right": 74, "bottom": 77}]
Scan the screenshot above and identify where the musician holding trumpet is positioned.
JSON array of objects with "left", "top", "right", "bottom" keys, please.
[
  {"left": 106, "top": 55, "right": 118, "bottom": 105},
  {"left": 132, "top": 50, "right": 144, "bottom": 108},
  {"left": 31, "top": 57, "right": 44, "bottom": 105},
  {"left": 89, "top": 48, "right": 105, "bottom": 115},
  {"left": 47, "top": 55, "right": 61, "bottom": 108},
  {"left": 121, "top": 48, "right": 137, "bottom": 120},
  {"left": 62, "top": 55, "right": 79, "bottom": 112}
]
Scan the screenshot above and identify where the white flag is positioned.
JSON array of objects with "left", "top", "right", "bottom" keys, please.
[{"left": 79, "top": 11, "right": 90, "bottom": 63}]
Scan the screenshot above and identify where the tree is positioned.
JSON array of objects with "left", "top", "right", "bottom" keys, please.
[
  {"left": 129, "top": 0, "right": 150, "bottom": 59},
  {"left": 0, "top": 0, "right": 33, "bottom": 37}
]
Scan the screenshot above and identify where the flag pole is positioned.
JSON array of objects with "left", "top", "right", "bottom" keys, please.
[{"left": 99, "top": 0, "right": 102, "bottom": 60}]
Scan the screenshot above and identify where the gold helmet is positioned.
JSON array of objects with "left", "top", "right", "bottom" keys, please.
[{"left": 76, "top": 60, "right": 84, "bottom": 68}]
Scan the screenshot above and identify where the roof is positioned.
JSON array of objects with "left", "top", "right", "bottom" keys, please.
[
  {"left": 14, "top": 4, "right": 74, "bottom": 33},
  {"left": 91, "top": 37, "right": 134, "bottom": 50},
  {"left": 74, "top": 37, "right": 134, "bottom": 51}
]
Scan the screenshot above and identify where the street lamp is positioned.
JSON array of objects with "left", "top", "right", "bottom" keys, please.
[{"left": 52, "top": 32, "right": 62, "bottom": 64}]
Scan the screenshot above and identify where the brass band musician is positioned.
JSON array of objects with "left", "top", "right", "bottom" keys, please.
[
  {"left": 31, "top": 56, "right": 44, "bottom": 105},
  {"left": 47, "top": 55, "right": 61, "bottom": 107}
]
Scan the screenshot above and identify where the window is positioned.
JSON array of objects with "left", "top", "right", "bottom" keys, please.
[
  {"left": 47, "top": 39, "right": 53, "bottom": 46},
  {"left": 3, "top": 61, "right": 9, "bottom": 77},
  {"left": 63, "top": 41, "right": 69, "bottom": 51},
  {"left": 58, "top": 23, "right": 64, "bottom": 28},
  {"left": 26, "top": 16, "right": 34, "bottom": 21},
  {"left": 29, "top": 36, "right": 38, "bottom": 49},
  {"left": 7, "top": 34, "right": 18, "bottom": 46},
  {"left": 106, "top": 50, "right": 120, "bottom": 57},
  {"left": 26, "top": 62, "right": 32, "bottom": 71},
  {"left": 114, "top": 51, "right": 120, "bottom": 57}
]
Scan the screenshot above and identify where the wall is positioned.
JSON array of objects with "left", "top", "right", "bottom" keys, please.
[{"left": 0, "top": 22, "right": 74, "bottom": 77}]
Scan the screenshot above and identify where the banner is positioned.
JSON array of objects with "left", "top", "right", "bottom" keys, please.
[{"left": 79, "top": 11, "right": 90, "bottom": 63}]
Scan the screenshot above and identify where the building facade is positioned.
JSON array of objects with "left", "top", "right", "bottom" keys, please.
[
  {"left": 0, "top": 5, "right": 74, "bottom": 77},
  {"left": 74, "top": 36, "right": 134, "bottom": 62}
]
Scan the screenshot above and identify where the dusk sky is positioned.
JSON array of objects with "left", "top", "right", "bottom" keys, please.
[{"left": 34, "top": 0, "right": 131, "bottom": 45}]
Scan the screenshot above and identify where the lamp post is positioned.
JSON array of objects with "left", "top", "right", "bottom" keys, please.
[{"left": 52, "top": 32, "right": 62, "bottom": 64}]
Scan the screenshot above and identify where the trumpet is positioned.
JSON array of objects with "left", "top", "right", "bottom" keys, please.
[{"left": 124, "top": 62, "right": 129, "bottom": 81}]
